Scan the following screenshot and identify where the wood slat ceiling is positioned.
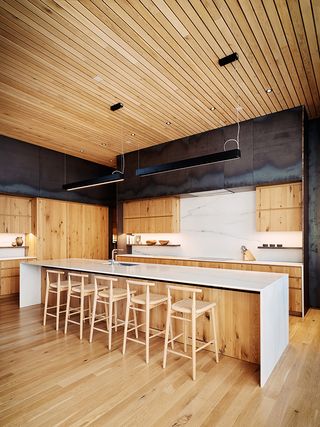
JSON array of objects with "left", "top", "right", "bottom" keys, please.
[{"left": 0, "top": 0, "right": 319, "bottom": 166}]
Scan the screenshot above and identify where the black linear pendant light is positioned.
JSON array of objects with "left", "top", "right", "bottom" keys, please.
[
  {"left": 63, "top": 171, "right": 124, "bottom": 191},
  {"left": 136, "top": 52, "right": 241, "bottom": 178}
]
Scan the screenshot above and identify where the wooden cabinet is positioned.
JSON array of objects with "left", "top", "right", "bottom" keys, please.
[
  {"left": 35, "top": 198, "right": 109, "bottom": 260},
  {"left": 256, "top": 182, "right": 302, "bottom": 231},
  {"left": 0, "top": 195, "right": 32, "bottom": 233},
  {"left": 0, "top": 259, "right": 29, "bottom": 296},
  {"left": 123, "top": 197, "right": 180, "bottom": 233},
  {"left": 117, "top": 255, "right": 304, "bottom": 316}
]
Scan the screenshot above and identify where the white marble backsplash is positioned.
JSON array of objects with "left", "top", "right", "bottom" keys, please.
[{"left": 132, "top": 190, "right": 303, "bottom": 263}]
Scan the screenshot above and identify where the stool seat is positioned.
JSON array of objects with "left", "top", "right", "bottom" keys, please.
[
  {"left": 99, "top": 288, "right": 135, "bottom": 300},
  {"left": 172, "top": 299, "right": 216, "bottom": 314},
  {"left": 49, "top": 280, "right": 69, "bottom": 290},
  {"left": 131, "top": 293, "right": 168, "bottom": 306},
  {"left": 72, "top": 283, "right": 99, "bottom": 294}
]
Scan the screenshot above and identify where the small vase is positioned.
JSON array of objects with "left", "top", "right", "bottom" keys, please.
[{"left": 16, "top": 237, "right": 23, "bottom": 247}]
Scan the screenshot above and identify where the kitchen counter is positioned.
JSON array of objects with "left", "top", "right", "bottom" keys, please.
[
  {"left": 0, "top": 256, "right": 36, "bottom": 261},
  {"left": 20, "top": 258, "right": 288, "bottom": 387},
  {"left": 120, "top": 253, "right": 303, "bottom": 268}
]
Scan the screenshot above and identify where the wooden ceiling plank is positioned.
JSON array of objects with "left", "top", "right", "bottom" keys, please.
[
  {"left": 92, "top": 0, "right": 230, "bottom": 126},
  {"left": 274, "top": 0, "right": 317, "bottom": 118},
  {"left": 189, "top": 0, "right": 270, "bottom": 115},
  {"left": 299, "top": 0, "right": 320, "bottom": 104},
  {"left": 248, "top": 0, "right": 299, "bottom": 106},
  {"left": 286, "top": 0, "right": 320, "bottom": 116},
  {"left": 312, "top": 0, "right": 320, "bottom": 49},
  {"left": 175, "top": 0, "right": 265, "bottom": 117},
  {"left": 136, "top": 0, "right": 250, "bottom": 122},
  {"left": 263, "top": 0, "right": 314, "bottom": 116}
]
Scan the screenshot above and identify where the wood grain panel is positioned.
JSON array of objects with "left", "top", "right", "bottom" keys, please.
[{"left": 0, "top": 1, "right": 318, "bottom": 165}]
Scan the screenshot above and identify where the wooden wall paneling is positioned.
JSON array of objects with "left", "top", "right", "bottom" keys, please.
[
  {"left": 67, "top": 202, "right": 83, "bottom": 258},
  {"left": 0, "top": 194, "right": 32, "bottom": 233}
]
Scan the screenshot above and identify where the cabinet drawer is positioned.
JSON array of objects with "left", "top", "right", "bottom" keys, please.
[
  {"left": 289, "top": 288, "right": 302, "bottom": 313},
  {"left": 1, "top": 268, "right": 20, "bottom": 278},
  {"left": 0, "top": 260, "right": 21, "bottom": 269},
  {"left": 289, "top": 277, "right": 302, "bottom": 289},
  {"left": 0, "top": 276, "right": 19, "bottom": 295}
]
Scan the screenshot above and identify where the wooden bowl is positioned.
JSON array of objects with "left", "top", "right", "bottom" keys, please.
[
  {"left": 146, "top": 240, "right": 157, "bottom": 245},
  {"left": 159, "top": 240, "right": 169, "bottom": 246}
]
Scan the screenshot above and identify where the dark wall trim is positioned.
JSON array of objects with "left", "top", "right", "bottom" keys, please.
[
  {"left": 117, "top": 107, "right": 303, "bottom": 200},
  {"left": 0, "top": 135, "right": 115, "bottom": 205}
]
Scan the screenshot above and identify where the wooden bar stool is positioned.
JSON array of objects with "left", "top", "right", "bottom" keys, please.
[
  {"left": 64, "top": 272, "right": 96, "bottom": 340},
  {"left": 43, "top": 269, "right": 68, "bottom": 331},
  {"left": 89, "top": 275, "right": 138, "bottom": 350},
  {"left": 163, "top": 285, "right": 219, "bottom": 380},
  {"left": 122, "top": 280, "right": 172, "bottom": 364}
]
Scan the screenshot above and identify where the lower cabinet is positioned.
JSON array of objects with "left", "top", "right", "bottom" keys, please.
[
  {"left": 0, "top": 260, "right": 23, "bottom": 296},
  {"left": 117, "top": 256, "right": 304, "bottom": 316}
]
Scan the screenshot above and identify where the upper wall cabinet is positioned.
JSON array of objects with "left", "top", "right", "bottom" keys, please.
[
  {"left": 256, "top": 182, "right": 302, "bottom": 231},
  {"left": 123, "top": 197, "right": 180, "bottom": 233},
  {"left": 0, "top": 195, "right": 32, "bottom": 233}
]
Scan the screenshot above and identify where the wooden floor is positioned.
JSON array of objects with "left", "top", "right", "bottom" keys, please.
[{"left": 0, "top": 296, "right": 319, "bottom": 427}]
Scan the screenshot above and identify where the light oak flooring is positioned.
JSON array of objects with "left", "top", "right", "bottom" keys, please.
[{"left": 0, "top": 296, "right": 319, "bottom": 427}]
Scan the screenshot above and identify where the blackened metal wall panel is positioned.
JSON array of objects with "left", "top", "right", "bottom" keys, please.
[
  {"left": 308, "top": 118, "right": 320, "bottom": 308},
  {"left": 0, "top": 135, "right": 115, "bottom": 205}
]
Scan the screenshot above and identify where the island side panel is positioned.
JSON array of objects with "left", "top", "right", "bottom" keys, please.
[
  {"left": 260, "top": 276, "right": 289, "bottom": 386},
  {"left": 20, "top": 263, "right": 42, "bottom": 307},
  {"left": 115, "top": 278, "right": 260, "bottom": 364}
]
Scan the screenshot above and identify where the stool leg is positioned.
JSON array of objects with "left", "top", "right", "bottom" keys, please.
[
  {"left": 114, "top": 301, "right": 118, "bottom": 332},
  {"left": 133, "top": 305, "right": 138, "bottom": 339},
  {"left": 56, "top": 288, "right": 60, "bottom": 331},
  {"left": 212, "top": 307, "right": 219, "bottom": 363},
  {"left": 122, "top": 300, "right": 130, "bottom": 355},
  {"left": 191, "top": 312, "right": 196, "bottom": 381},
  {"left": 80, "top": 294, "right": 84, "bottom": 340},
  {"left": 64, "top": 289, "right": 71, "bottom": 334},
  {"left": 89, "top": 294, "right": 98, "bottom": 343},
  {"left": 163, "top": 307, "right": 171, "bottom": 369},
  {"left": 88, "top": 296, "right": 92, "bottom": 325},
  {"left": 183, "top": 313, "right": 188, "bottom": 352},
  {"left": 108, "top": 298, "right": 113, "bottom": 351},
  {"left": 145, "top": 306, "right": 150, "bottom": 364},
  {"left": 105, "top": 300, "right": 109, "bottom": 330},
  {"left": 43, "top": 284, "right": 49, "bottom": 326},
  {"left": 169, "top": 317, "right": 174, "bottom": 350}
]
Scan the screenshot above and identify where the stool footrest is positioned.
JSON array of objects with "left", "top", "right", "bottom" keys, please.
[
  {"left": 167, "top": 349, "right": 192, "bottom": 359},
  {"left": 195, "top": 340, "right": 216, "bottom": 353}
]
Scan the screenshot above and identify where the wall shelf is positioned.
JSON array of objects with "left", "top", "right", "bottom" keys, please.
[
  {"left": 257, "top": 246, "right": 302, "bottom": 249},
  {"left": 127, "top": 244, "right": 181, "bottom": 247},
  {"left": 0, "top": 246, "right": 29, "bottom": 249}
]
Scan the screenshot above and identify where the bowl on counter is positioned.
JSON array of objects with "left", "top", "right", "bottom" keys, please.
[
  {"left": 159, "top": 240, "right": 169, "bottom": 246},
  {"left": 146, "top": 240, "right": 157, "bottom": 246}
]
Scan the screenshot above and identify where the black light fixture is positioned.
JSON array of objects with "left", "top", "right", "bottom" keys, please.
[
  {"left": 218, "top": 52, "right": 239, "bottom": 67},
  {"left": 136, "top": 149, "right": 241, "bottom": 177},
  {"left": 63, "top": 171, "right": 124, "bottom": 191},
  {"left": 110, "top": 102, "right": 123, "bottom": 111}
]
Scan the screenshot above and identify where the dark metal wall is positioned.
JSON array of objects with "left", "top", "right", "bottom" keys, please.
[
  {"left": 117, "top": 107, "right": 303, "bottom": 200},
  {"left": 308, "top": 118, "right": 320, "bottom": 308},
  {"left": 0, "top": 135, "right": 115, "bottom": 205}
]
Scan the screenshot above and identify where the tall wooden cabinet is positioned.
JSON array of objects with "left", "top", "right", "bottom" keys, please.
[
  {"left": 256, "top": 182, "right": 302, "bottom": 231},
  {"left": 34, "top": 198, "right": 109, "bottom": 260},
  {"left": 123, "top": 197, "right": 180, "bottom": 233}
]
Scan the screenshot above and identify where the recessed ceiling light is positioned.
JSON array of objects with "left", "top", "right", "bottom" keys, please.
[
  {"left": 266, "top": 88, "right": 273, "bottom": 93},
  {"left": 166, "top": 121, "right": 171, "bottom": 125},
  {"left": 100, "top": 143, "right": 107, "bottom": 147},
  {"left": 131, "top": 133, "right": 135, "bottom": 136},
  {"left": 210, "top": 107, "right": 215, "bottom": 111},
  {"left": 93, "top": 75, "right": 103, "bottom": 82}
]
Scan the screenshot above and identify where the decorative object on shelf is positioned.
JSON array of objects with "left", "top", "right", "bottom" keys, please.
[
  {"left": 158, "top": 240, "right": 169, "bottom": 246},
  {"left": 134, "top": 235, "right": 141, "bottom": 245},
  {"left": 277, "top": 244, "right": 283, "bottom": 248},
  {"left": 269, "top": 244, "right": 276, "bottom": 248},
  {"left": 262, "top": 243, "right": 268, "bottom": 247},
  {"left": 241, "top": 245, "right": 256, "bottom": 261},
  {"left": 11, "top": 241, "right": 17, "bottom": 247},
  {"left": 16, "top": 236, "right": 23, "bottom": 247},
  {"left": 257, "top": 246, "right": 302, "bottom": 249},
  {"left": 146, "top": 240, "right": 157, "bottom": 245}
]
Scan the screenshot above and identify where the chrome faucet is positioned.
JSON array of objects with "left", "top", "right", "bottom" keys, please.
[{"left": 111, "top": 248, "right": 123, "bottom": 264}]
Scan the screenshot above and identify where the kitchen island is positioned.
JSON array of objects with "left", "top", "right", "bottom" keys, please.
[{"left": 20, "top": 258, "right": 289, "bottom": 387}]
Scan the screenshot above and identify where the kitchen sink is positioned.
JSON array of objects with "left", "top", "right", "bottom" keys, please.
[{"left": 118, "top": 262, "right": 138, "bottom": 267}]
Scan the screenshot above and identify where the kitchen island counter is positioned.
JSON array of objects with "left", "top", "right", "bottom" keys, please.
[{"left": 20, "top": 258, "right": 289, "bottom": 387}]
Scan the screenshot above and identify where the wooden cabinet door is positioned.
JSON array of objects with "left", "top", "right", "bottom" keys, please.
[
  {"left": 0, "top": 195, "right": 32, "bottom": 233},
  {"left": 123, "top": 200, "right": 141, "bottom": 219}
]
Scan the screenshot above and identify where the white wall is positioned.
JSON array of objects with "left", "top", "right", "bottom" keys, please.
[{"left": 132, "top": 190, "right": 303, "bottom": 262}]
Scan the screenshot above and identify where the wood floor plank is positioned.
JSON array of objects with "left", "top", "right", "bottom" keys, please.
[{"left": 0, "top": 297, "right": 319, "bottom": 426}]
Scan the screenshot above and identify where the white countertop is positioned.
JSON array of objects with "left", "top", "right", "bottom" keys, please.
[
  {"left": 24, "top": 258, "right": 288, "bottom": 293},
  {"left": 119, "top": 254, "right": 303, "bottom": 268},
  {"left": 0, "top": 256, "right": 37, "bottom": 261}
]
